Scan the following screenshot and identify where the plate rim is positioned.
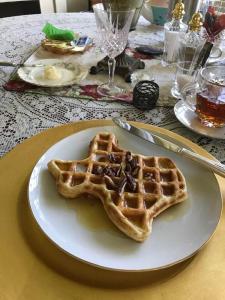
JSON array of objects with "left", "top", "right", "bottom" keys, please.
[
  {"left": 174, "top": 100, "right": 225, "bottom": 140},
  {"left": 28, "top": 123, "right": 223, "bottom": 272},
  {"left": 18, "top": 59, "right": 88, "bottom": 87}
]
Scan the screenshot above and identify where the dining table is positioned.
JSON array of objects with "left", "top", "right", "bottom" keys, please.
[
  {"left": 0, "top": 12, "right": 225, "bottom": 162},
  {"left": 0, "top": 12, "right": 225, "bottom": 300}
]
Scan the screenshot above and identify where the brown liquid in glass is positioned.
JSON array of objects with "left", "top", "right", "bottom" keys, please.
[{"left": 196, "top": 92, "right": 225, "bottom": 127}]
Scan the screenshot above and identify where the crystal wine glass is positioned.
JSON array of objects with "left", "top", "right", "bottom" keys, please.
[{"left": 93, "top": 6, "right": 134, "bottom": 99}]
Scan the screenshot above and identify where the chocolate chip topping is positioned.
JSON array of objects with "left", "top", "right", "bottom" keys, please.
[
  {"left": 130, "top": 156, "right": 138, "bottom": 169},
  {"left": 94, "top": 151, "right": 139, "bottom": 195},
  {"left": 132, "top": 166, "right": 140, "bottom": 177},
  {"left": 103, "top": 166, "right": 115, "bottom": 177},
  {"left": 125, "top": 163, "right": 132, "bottom": 173},
  {"left": 104, "top": 175, "right": 117, "bottom": 190},
  {"left": 126, "top": 173, "right": 137, "bottom": 192},
  {"left": 125, "top": 151, "right": 132, "bottom": 162},
  {"left": 116, "top": 166, "right": 123, "bottom": 177},
  {"left": 108, "top": 153, "right": 121, "bottom": 164},
  {"left": 93, "top": 165, "right": 103, "bottom": 175},
  {"left": 116, "top": 176, "right": 127, "bottom": 195}
]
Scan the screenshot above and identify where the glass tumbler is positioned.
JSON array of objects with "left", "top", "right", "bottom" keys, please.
[{"left": 171, "top": 61, "right": 197, "bottom": 99}]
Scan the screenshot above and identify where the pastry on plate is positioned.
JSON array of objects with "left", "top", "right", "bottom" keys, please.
[{"left": 48, "top": 132, "right": 188, "bottom": 242}]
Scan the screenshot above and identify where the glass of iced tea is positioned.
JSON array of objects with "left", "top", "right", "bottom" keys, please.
[{"left": 181, "top": 65, "right": 225, "bottom": 128}]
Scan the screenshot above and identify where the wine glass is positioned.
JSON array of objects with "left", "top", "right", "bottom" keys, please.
[{"left": 93, "top": 6, "right": 134, "bottom": 99}]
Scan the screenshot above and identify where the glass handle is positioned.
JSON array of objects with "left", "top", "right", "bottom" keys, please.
[
  {"left": 181, "top": 83, "right": 199, "bottom": 112},
  {"left": 108, "top": 58, "right": 116, "bottom": 88}
]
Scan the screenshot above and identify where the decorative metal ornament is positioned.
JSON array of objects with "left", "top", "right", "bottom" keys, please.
[
  {"left": 168, "top": 0, "right": 202, "bottom": 23},
  {"left": 189, "top": 12, "right": 203, "bottom": 32},
  {"left": 172, "top": 0, "right": 185, "bottom": 20},
  {"left": 133, "top": 80, "right": 159, "bottom": 110}
]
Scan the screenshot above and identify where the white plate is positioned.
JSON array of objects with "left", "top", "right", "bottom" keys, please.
[
  {"left": 18, "top": 59, "right": 88, "bottom": 87},
  {"left": 174, "top": 100, "right": 225, "bottom": 140},
  {"left": 28, "top": 126, "right": 222, "bottom": 271}
]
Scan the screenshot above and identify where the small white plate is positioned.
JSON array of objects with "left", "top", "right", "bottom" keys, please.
[
  {"left": 18, "top": 59, "right": 88, "bottom": 87},
  {"left": 174, "top": 100, "right": 225, "bottom": 140},
  {"left": 28, "top": 125, "right": 222, "bottom": 271}
]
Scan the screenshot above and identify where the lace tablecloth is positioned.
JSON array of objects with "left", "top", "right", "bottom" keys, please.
[{"left": 0, "top": 12, "right": 224, "bottom": 162}]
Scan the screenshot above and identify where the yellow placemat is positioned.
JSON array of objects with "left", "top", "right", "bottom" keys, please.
[{"left": 1, "top": 120, "right": 224, "bottom": 300}]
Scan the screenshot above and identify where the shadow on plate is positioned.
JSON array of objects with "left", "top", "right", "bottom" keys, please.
[{"left": 18, "top": 177, "right": 194, "bottom": 289}]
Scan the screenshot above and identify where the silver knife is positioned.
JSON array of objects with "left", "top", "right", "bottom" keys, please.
[
  {"left": 0, "top": 61, "right": 44, "bottom": 68},
  {"left": 113, "top": 117, "right": 225, "bottom": 178}
]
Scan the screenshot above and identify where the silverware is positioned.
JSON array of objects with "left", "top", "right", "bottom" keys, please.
[
  {"left": 113, "top": 117, "right": 225, "bottom": 178},
  {"left": 0, "top": 61, "right": 44, "bottom": 68}
]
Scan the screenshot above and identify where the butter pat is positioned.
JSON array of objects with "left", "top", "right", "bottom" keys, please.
[{"left": 44, "top": 65, "right": 61, "bottom": 81}]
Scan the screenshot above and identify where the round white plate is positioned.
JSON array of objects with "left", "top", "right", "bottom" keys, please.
[
  {"left": 28, "top": 126, "right": 222, "bottom": 271},
  {"left": 18, "top": 59, "right": 88, "bottom": 87},
  {"left": 174, "top": 100, "right": 225, "bottom": 140}
]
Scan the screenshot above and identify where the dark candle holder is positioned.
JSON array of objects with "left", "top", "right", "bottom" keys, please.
[{"left": 133, "top": 80, "right": 159, "bottom": 110}]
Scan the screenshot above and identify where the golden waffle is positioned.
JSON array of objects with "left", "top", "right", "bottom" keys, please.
[{"left": 48, "top": 132, "right": 188, "bottom": 242}]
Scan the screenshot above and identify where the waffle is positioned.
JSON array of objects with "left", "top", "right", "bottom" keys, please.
[{"left": 48, "top": 132, "right": 187, "bottom": 242}]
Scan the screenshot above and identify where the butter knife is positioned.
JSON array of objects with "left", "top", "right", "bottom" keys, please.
[
  {"left": 113, "top": 117, "right": 225, "bottom": 178},
  {"left": 0, "top": 61, "right": 44, "bottom": 68}
]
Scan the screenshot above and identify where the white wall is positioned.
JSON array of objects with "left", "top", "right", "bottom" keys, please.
[
  {"left": 39, "top": 0, "right": 55, "bottom": 13},
  {"left": 40, "top": 0, "right": 89, "bottom": 13}
]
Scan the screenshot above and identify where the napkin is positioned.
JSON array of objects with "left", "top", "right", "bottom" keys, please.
[{"left": 42, "top": 22, "right": 77, "bottom": 41}]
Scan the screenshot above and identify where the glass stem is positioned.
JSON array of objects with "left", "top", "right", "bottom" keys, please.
[{"left": 108, "top": 57, "right": 116, "bottom": 88}]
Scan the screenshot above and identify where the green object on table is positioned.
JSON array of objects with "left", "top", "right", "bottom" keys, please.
[{"left": 42, "top": 22, "right": 76, "bottom": 41}]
